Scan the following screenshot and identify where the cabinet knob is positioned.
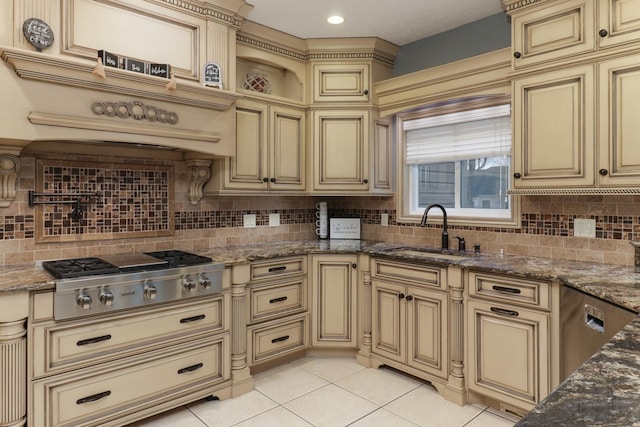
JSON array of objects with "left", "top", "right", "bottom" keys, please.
[
  {"left": 363, "top": 179, "right": 368, "bottom": 184},
  {"left": 262, "top": 177, "right": 269, "bottom": 182},
  {"left": 513, "top": 51, "right": 522, "bottom": 59},
  {"left": 513, "top": 172, "right": 522, "bottom": 179},
  {"left": 405, "top": 295, "right": 414, "bottom": 302},
  {"left": 398, "top": 293, "right": 405, "bottom": 300},
  {"left": 363, "top": 89, "right": 369, "bottom": 96},
  {"left": 599, "top": 29, "right": 609, "bottom": 37},
  {"left": 270, "top": 177, "right": 276, "bottom": 183},
  {"left": 599, "top": 169, "right": 609, "bottom": 176},
  {"left": 351, "top": 263, "right": 357, "bottom": 269}
]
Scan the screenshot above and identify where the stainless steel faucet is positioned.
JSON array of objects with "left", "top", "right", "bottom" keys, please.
[{"left": 420, "top": 204, "right": 449, "bottom": 250}]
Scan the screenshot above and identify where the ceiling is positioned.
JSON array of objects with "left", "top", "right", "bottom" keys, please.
[{"left": 244, "top": 0, "right": 506, "bottom": 46}]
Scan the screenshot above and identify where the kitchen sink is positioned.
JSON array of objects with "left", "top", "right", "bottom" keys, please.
[{"left": 388, "top": 248, "right": 470, "bottom": 261}]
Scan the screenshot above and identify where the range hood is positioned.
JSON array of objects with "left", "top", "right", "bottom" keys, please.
[{"left": 0, "top": 47, "right": 241, "bottom": 157}]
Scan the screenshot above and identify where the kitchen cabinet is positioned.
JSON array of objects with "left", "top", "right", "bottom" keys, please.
[
  {"left": 310, "top": 255, "right": 359, "bottom": 348},
  {"left": 508, "top": 0, "right": 640, "bottom": 70},
  {"left": 311, "top": 109, "right": 370, "bottom": 192},
  {"left": 29, "top": 291, "right": 231, "bottom": 427},
  {"left": 245, "top": 257, "right": 309, "bottom": 366},
  {"left": 511, "top": 65, "right": 595, "bottom": 189},
  {"left": 369, "top": 258, "right": 449, "bottom": 380},
  {"left": 312, "top": 63, "right": 370, "bottom": 103},
  {"left": 466, "top": 271, "right": 557, "bottom": 415},
  {"left": 211, "top": 98, "right": 305, "bottom": 193}
]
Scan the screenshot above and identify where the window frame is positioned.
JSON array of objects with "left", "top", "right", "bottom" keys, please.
[{"left": 396, "top": 95, "right": 521, "bottom": 228}]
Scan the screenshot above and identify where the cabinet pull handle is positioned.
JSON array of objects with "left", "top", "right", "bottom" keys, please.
[
  {"left": 269, "top": 296, "right": 288, "bottom": 304},
  {"left": 76, "top": 334, "right": 112, "bottom": 346},
  {"left": 513, "top": 172, "right": 522, "bottom": 179},
  {"left": 271, "top": 335, "right": 290, "bottom": 343},
  {"left": 268, "top": 266, "right": 287, "bottom": 272},
  {"left": 76, "top": 390, "right": 111, "bottom": 405},
  {"left": 180, "top": 314, "right": 206, "bottom": 324},
  {"left": 599, "top": 168, "right": 609, "bottom": 176},
  {"left": 492, "top": 285, "right": 521, "bottom": 294},
  {"left": 177, "top": 363, "right": 204, "bottom": 374},
  {"left": 490, "top": 307, "right": 519, "bottom": 317}
]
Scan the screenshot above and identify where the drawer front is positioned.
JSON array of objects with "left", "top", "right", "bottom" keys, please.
[
  {"left": 247, "top": 314, "right": 308, "bottom": 365},
  {"left": 32, "top": 296, "right": 226, "bottom": 377},
  {"left": 371, "top": 258, "right": 446, "bottom": 291},
  {"left": 33, "top": 337, "right": 227, "bottom": 427},
  {"left": 468, "top": 272, "right": 550, "bottom": 310},
  {"left": 250, "top": 257, "right": 306, "bottom": 282},
  {"left": 248, "top": 278, "right": 307, "bottom": 324}
]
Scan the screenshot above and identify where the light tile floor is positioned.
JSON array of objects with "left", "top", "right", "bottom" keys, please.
[{"left": 127, "top": 356, "right": 518, "bottom": 427}]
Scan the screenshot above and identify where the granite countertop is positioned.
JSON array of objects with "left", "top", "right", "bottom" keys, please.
[{"left": 3, "top": 239, "right": 640, "bottom": 426}]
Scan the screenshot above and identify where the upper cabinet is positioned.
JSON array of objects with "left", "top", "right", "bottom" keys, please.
[
  {"left": 307, "top": 39, "right": 397, "bottom": 195},
  {"left": 508, "top": 0, "right": 640, "bottom": 70},
  {"left": 505, "top": 0, "right": 640, "bottom": 193}
]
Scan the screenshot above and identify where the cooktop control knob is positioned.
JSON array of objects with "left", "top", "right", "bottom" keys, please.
[
  {"left": 183, "top": 275, "right": 196, "bottom": 292},
  {"left": 76, "top": 293, "right": 92, "bottom": 310},
  {"left": 144, "top": 282, "right": 157, "bottom": 299},
  {"left": 199, "top": 274, "right": 212, "bottom": 289},
  {"left": 99, "top": 290, "right": 114, "bottom": 306}
]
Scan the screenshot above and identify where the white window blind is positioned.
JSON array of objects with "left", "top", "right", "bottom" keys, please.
[{"left": 404, "top": 104, "right": 511, "bottom": 165}]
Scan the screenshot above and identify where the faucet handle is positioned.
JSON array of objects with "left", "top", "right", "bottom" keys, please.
[{"left": 455, "top": 236, "right": 466, "bottom": 251}]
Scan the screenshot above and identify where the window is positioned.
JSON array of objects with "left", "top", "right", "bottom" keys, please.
[{"left": 398, "top": 98, "right": 519, "bottom": 227}]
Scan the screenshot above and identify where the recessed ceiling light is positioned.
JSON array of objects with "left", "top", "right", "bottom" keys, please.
[{"left": 327, "top": 15, "right": 345, "bottom": 25}]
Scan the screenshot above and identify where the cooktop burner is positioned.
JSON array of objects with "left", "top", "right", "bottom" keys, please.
[
  {"left": 144, "top": 250, "right": 213, "bottom": 267},
  {"left": 42, "top": 257, "right": 120, "bottom": 279}
]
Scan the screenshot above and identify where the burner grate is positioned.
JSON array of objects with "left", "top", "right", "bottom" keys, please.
[
  {"left": 43, "top": 257, "right": 120, "bottom": 279},
  {"left": 145, "top": 250, "right": 212, "bottom": 267}
]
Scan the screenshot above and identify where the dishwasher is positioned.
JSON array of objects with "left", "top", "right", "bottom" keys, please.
[{"left": 560, "top": 285, "right": 637, "bottom": 380}]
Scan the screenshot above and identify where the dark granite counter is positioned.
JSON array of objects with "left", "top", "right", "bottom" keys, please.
[
  {"left": 516, "top": 316, "right": 640, "bottom": 427},
  {"left": 3, "top": 239, "right": 640, "bottom": 424}
]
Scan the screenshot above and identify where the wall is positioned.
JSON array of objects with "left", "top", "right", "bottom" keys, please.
[{"left": 393, "top": 13, "right": 511, "bottom": 76}]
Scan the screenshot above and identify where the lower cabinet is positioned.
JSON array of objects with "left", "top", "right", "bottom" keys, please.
[
  {"left": 310, "top": 255, "right": 359, "bottom": 348},
  {"left": 245, "top": 256, "right": 309, "bottom": 367},
  {"left": 466, "top": 271, "right": 556, "bottom": 415},
  {"left": 372, "top": 280, "right": 449, "bottom": 379},
  {"left": 29, "top": 293, "right": 232, "bottom": 427},
  {"left": 370, "top": 262, "right": 449, "bottom": 380}
]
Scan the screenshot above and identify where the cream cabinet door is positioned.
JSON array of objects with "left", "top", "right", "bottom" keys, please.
[
  {"left": 406, "top": 286, "right": 448, "bottom": 380},
  {"left": 312, "top": 110, "right": 370, "bottom": 191},
  {"left": 269, "top": 105, "right": 305, "bottom": 190},
  {"left": 372, "top": 118, "right": 393, "bottom": 194},
  {"left": 598, "top": 54, "right": 640, "bottom": 186},
  {"left": 313, "top": 63, "right": 370, "bottom": 103},
  {"left": 224, "top": 101, "right": 305, "bottom": 191},
  {"left": 225, "top": 100, "right": 269, "bottom": 190},
  {"left": 371, "top": 279, "right": 405, "bottom": 363},
  {"left": 598, "top": 0, "right": 640, "bottom": 49},
  {"left": 467, "top": 299, "right": 549, "bottom": 411},
  {"left": 511, "top": 0, "right": 595, "bottom": 69},
  {"left": 311, "top": 255, "right": 358, "bottom": 347},
  {"left": 512, "top": 65, "right": 595, "bottom": 189}
]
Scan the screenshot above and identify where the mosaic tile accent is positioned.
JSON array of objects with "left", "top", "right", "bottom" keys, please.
[
  {"left": 0, "top": 215, "right": 35, "bottom": 240},
  {"left": 175, "top": 209, "right": 315, "bottom": 230},
  {"left": 36, "top": 160, "right": 174, "bottom": 242}
]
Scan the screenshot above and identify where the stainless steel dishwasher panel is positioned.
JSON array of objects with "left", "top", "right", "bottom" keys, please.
[{"left": 560, "top": 285, "right": 637, "bottom": 380}]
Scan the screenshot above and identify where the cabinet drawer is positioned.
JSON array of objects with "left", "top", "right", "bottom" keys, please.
[
  {"left": 32, "top": 296, "right": 227, "bottom": 377},
  {"left": 371, "top": 258, "right": 446, "bottom": 291},
  {"left": 250, "top": 257, "right": 306, "bottom": 281},
  {"left": 468, "top": 272, "right": 551, "bottom": 310},
  {"left": 248, "top": 278, "right": 307, "bottom": 324},
  {"left": 32, "top": 336, "right": 227, "bottom": 427},
  {"left": 247, "top": 314, "right": 308, "bottom": 365}
]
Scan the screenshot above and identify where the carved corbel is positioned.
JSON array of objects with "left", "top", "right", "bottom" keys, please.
[
  {"left": 185, "top": 159, "right": 212, "bottom": 205},
  {"left": 0, "top": 154, "right": 21, "bottom": 208}
]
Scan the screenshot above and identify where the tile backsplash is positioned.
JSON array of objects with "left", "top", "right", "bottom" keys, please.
[{"left": 0, "top": 152, "right": 639, "bottom": 267}]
